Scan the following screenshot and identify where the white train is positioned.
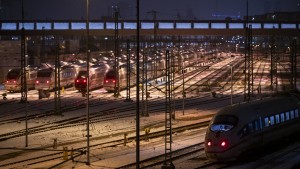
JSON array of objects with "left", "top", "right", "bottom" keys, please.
[
  {"left": 74, "top": 63, "right": 110, "bottom": 91},
  {"left": 35, "top": 65, "right": 77, "bottom": 91},
  {"left": 5, "top": 67, "right": 37, "bottom": 92},
  {"left": 205, "top": 92, "right": 300, "bottom": 161}
]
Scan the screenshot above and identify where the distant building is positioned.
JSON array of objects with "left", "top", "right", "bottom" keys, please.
[{"left": 246, "top": 11, "right": 300, "bottom": 22}]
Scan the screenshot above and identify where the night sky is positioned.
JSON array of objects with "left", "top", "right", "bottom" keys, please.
[{"left": 5, "top": 0, "right": 300, "bottom": 20}]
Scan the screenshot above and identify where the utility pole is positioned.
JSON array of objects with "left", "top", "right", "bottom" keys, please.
[
  {"left": 113, "top": 6, "right": 120, "bottom": 97},
  {"left": 162, "top": 49, "right": 175, "bottom": 169},
  {"left": 244, "top": 0, "right": 253, "bottom": 102},
  {"left": 290, "top": 39, "right": 297, "bottom": 90},
  {"left": 147, "top": 10, "right": 158, "bottom": 83},
  {"left": 136, "top": 0, "right": 140, "bottom": 168},
  {"left": 54, "top": 42, "right": 61, "bottom": 115},
  {"left": 86, "top": 0, "right": 90, "bottom": 165},
  {"left": 20, "top": 0, "right": 27, "bottom": 104},
  {"left": 125, "top": 39, "right": 132, "bottom": 102}
]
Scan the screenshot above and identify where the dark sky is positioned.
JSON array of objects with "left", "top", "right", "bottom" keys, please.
[{"left": 5, "top": 0, "right": 300, "bottom": 20}]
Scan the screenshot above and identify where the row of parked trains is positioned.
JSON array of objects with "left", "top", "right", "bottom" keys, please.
[{"left": 4, "top": 57, "right": 170, "bottom": 94}]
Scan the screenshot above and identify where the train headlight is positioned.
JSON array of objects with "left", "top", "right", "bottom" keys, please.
[
  {"left": 221, "top": 141, "right": 227, "bottom": 147},
  {"left": 46, "top": 80, "right": 49, "bottom": 84},
  {"left": 207, "top": 141, "right": 212, "bottom": 146},
  {"left": 76, "top": 80, "right": 79, "bottom": 83},
  {"left": 112, "top": 80, "right": 116, "bottom": 83},
  {"left": 83, "top": 80, "right": 86, "bottom": 83},
  {"left": 13, "top": 81, "right": 16, "bottom": 83},
  {"left": 36, "top": 80, "right": 39, "bottom": 84}
]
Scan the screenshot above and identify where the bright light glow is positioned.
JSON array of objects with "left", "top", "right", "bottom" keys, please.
[
  {"left": 105, "top": 80, "right": 108, "bottom": 83},
  {"left": 112, "top": 80, "right": 116, "bottom": 83},
  {"left": 221, "top": 141, "right": 226, "bottom": 147},
  {"left": 13, "top": 81, "right": 16, "bottom": 83},
  {"left": 207, "top": 141, "right": 212, "bottom": 146},
  {"left": 36, "top": 80, "right": 39, "bottom": 84},
  {"left": 83, "top": 80, "right": 86, "bottom": 83},
  {"left": 6, "top": 81, "right": 8, "bottom": 83},
  {"left": 46, "top": 80, "right": 49, "bottom": 84},
  {"left": 76, "top": 80, "right": 79, "bottom": 83}
]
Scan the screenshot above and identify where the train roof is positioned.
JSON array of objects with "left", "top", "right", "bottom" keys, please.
[{"left": 217, "top": 94, "right": 300, "bottom": 118}]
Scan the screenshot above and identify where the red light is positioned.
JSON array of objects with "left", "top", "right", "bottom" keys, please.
[
  {"left": 46, "top": 80, "right": 49, "bottom": 84},
  {"left": 221, "top": 141, "right": 226, "bottom": 147},
  {"left": 112, "top": 80, "right": 116, "bottom": 83},
  {"left": 83, "top": 80, "right": 86, "bottom": 83},
  {"left": 76, "top": 80, "right": 79, "bottom": 83},
  {"left": 6, "top": 81, "right": 9, "bottom": 83},
  {"left": 207, "top": 141, "right": 212, "bottom": 146},
  {"left": 13, "top": 81, "right": 16, "bottom": 83},
  {"left": 36, "top": 80, "right": 39, "bottom": 84},
  {"left": 105, "top": 80, "right": 108, "bottom": 83}
]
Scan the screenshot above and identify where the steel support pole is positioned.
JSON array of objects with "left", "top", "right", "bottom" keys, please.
[
  {"left": 136, "top": 0, "right": 140, "bottom": 168},
  {"left": 86, "top": 0, "right": 90, "bottom": 165}
]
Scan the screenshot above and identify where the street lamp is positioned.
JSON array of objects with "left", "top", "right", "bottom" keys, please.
[{"left": 227, "top": 64, "right": 233, "bottom": 105}]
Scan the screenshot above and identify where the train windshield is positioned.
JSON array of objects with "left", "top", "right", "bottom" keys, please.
[
  {"left": 210, "top": 115, "right": 238, "bottom": 132},
  {"left": 105, "top": 71, "right": 115, "bottom": 79},
  {"left": 37, "top": 71, "right": 52, "bottom": 77},
  {"left": 7, "top": 70, "right": 20, "bottom": 79},
  {"left": 77, "top": 71, "right": 87, "bottom": 78}
]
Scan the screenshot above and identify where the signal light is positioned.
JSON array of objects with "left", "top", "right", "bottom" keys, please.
[
  {"left": 46, "top": 80, "right": 49, "bottom": 84},
  {"left": 13, "top": 80, "right": 16, "bottom": 83},
  {"left": 76, "top": 80, "right": 79, "bottom": 83},
  {"left": 36, "top": 80, "right": 39, "bottom": 84},
  {"left": 112, "top": 80, "right": 116, "bottom": 83},
  {"left": 105, "top": 80, "right": 108, "bottom": 83},
  {"left": 83, "top": 80, "right": 86, "bottom": 83},
  {"left": 6, "top": 81, "right": 9, "bottom": 83}
]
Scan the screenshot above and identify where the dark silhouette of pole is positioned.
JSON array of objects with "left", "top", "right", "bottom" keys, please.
[
  {"left": 86, "top": 0, "right": 90, "bottom": 165},
  {"left": 113, "top": 6, "right": 120, "bottom": 97},
  {"left": 136, "top": 0, "right": 140, "bottom": 168}
]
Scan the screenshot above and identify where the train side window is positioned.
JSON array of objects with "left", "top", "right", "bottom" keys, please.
[
  {"left": 248, "top": 122, "right": 254, "bottom": 132},
  {"left": 269, "top": 116, "right": 275, "bottom": 126},
  {"left": 275, "top": 114, "right": 280, "bottom": 124},
  {"left": 290, "top": 110, "right": 295, "bottom": 119},
  {"left": 280, "top": 113, "right": 285, "bottom": 122},
  {"left": 254, "top": 120, "right": 259, "bottom": 131},
  {"left": 264, "top": 117, "right": 269, "bottom": 128},
  {"left": 295, "top": 109, "right": 299, "bottom": 118},
  {"left": 286, "top": 112, "right": 290, "bottom": 121}
]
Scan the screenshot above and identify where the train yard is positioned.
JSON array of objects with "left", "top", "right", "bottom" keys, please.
[{"left": 0, "top": 49, "right": 300, "bottom": 169}]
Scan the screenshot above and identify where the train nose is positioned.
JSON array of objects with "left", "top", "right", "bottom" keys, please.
[{"left": 206, "top": 138, "right": 229, "bottom": 152}]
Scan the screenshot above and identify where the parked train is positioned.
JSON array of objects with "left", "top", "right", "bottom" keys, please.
[
  {"left": 205, "top": 93, "right": 300, "bottom": 161},
  {"left": 5, "top": 67, "right": 37, "bottom": 92},
  {"left": 35, "top": 65, "right": 77, "bottom": 91},
  {"left": 74, "top": 63, "right": 110, "bottom": 92},
  {"left": 103, "top": 57, "right": 167, "bottom": 92}
]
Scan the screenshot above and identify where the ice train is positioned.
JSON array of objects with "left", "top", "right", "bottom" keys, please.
[{"left": 205, "top": 93, "right": 300, "bottom": 161}]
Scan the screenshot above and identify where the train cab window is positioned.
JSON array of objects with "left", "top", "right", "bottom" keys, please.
[
  {"left": 275, "top": 114, "right": 280, "bottom": 124},
  {"left": 290, "top": 110, "right": 295, "bottom": 119},
  {"left": 210, "top": 115, "right": 238, "bottom": 132},
  {"left": 264, "top": 117, "right": 269, "bottom": 127},
  {"left": 295, "top": 109, "right": 299, "bottom": 118},
  {"left": 280, "top": 113, "right": 285, "bottom": 122},
  {"left": 286, "top": 112, "right": 290, "bottom": 121},
  {"left": 269, "top": 116, "right": 275, "bottom": 126}
]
